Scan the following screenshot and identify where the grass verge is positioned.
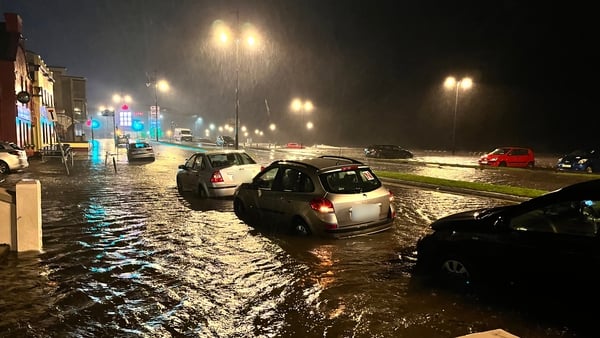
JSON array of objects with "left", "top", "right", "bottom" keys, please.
[{"left": 375, "top": 171, "right": 548, "bottom": 199}]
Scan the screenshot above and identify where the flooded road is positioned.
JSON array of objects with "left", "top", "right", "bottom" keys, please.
[{"left": 0, "top": 141, "right": 594, "bottom": 337}]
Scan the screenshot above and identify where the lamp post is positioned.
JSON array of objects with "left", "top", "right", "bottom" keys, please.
[
  {"left": 444, "top": 76, "right": 473, "bottom": 155},
  {"left": 146, "top": 74, "right": 170, "bottom": 142},
  {"left": 291, "top": 98, "right": 314, "bottom": 148},
  {"left": 214, "top": 13, "right": 259, "bottom": 150}
]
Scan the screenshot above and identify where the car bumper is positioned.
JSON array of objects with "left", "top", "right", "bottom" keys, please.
[
  {"left": 323, "top": 218, "right": 393, "bottom": 239},
  {"left": 207, "top": 185, "right": 238, "bottom": 197},
  {"left": 556, "top": 164, "right": 589, "bottom": 172}
]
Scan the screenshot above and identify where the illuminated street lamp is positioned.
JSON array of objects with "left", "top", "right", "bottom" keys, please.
[
  {"left": 146, "top": 74, "right": 170, "bottom": 141},
  {"left": 444, "top": 76, "right": 473, "bottom": 155},
  {"left": 213, "top": 14, "right": 260, "bottom": 149},
  {"left": 291, "top": 98, "right": 314, "bottom": 147}
]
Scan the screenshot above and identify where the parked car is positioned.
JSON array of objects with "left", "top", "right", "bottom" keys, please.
[
  {"left": 176, "top": 150, "right": 262, "bottom": 198},
  {"left": 478, "top": 146, "right": 535, "bottom": 168},
  {"left": 233, "top": 155, "right": 396, "bottom": 238},
  {"left": 556, "top": 149, "right": 600, "bottom": 173},
  {"left": 364, "top": 145, "right": 413, "bottom": 159},
  {"left": 216, "top": 135, "right": 235, "bottom": 147},
  {"left": 127, "top": 142, "right": 155, "bottom": 161},
  {"left": 285, "top": 142, "right": 303, "bottom": 149},
  {"left": 196, "top": 138, "right": 216, "bottom": 147},
  {"left": 416, "top": 179, "right": 600, "bottom": 290},
  {"left": 0, "top": 141, "right": 29, "bottom": 174}
]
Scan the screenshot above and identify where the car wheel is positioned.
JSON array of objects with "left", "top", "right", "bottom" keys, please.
[
  {"left": 499, "top": 162, "right": 507, "bottom": 167},
  {"left": 176, "top": 178, "right": 184, "bottom": 193},
  {"left": 586, "top": 166, "right": 593, "bottom": 174},
  {"left": 197, "top": 185, "right": 208, "bottom": 199},
  {"left": 291, "top": 218, "right": 311, "bottom": 236},
  {"left": 0, "top": 161, "right": 9, "bottom": 175},
  {"left": 233, "top": 198, "right": 247, "bottom": 221},
  {"left": 527, "top": 162, "right": 535, "bottom": 168},
  {"left": 438, "top": 256, "right": 473, "bottom": 288}
]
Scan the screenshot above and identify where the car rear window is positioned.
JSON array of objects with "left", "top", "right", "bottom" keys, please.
[
  {"left": 208, "top": 153, "right": 256, "bottom": 167},
  {"left": 319, "top": 168, "right": 382, "bottom": 194}
]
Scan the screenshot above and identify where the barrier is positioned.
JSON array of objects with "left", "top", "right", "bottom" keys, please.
[{"left": 0, "top": 179, "right": 42, "bottom": 252}]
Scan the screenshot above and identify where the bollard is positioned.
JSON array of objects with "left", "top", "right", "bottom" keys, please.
[
  {"left": 15, "top": 179, "right": 42, "bottom": 252},
  {"left": 113, "top": 156, "right": 117, "bottom": 172}
]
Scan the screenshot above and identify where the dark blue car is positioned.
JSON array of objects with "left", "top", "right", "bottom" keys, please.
[{"left": 556, "top": 149, "right": 600, "bottom": 173}]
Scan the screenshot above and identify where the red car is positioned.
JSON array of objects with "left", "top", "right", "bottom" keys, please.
[
  {"left": 286, "top": 142, "right": 304, "bottom": 149},
  {"left": 478, "top": 147, "right": 535, "bottom": 168}
]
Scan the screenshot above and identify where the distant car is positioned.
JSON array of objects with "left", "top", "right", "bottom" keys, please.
[
  {"left": 285, "top": 142, "right": 303, "bottom": 149},
  {"left": 478, "top": 147, "right": 535, "bottom": 168},
  {"left": 216, "top": 135, "right": 235, "bottom": 147},
  {"left": 556, "top": 149, "right": 600, "bottom": 174},
  {"left": 196, "top": 138, "right": 216, "bottom": 147},
  {"left": 364, "top": 145, "right": 413, "bottom": 159},
  {"left": 176, "top": 150, "right": 262, "bottom": 198},
  {"left": 0, "top": 141, "right": 29, "bottom": 174},
  {"left": 127, "top": 142, "right": 155, "bottom": 161},
  {"left": 233, "top": 155, "right": 396, "bottom": 238},
  {"left": 416, "top": 179, "right": 600, "bottom": 290}
]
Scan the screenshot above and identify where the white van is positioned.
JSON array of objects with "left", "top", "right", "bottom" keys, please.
[{"left": 174, "top": 128, "right": 193, "bottom": 142}]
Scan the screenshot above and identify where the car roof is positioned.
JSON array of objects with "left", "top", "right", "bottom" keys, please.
[
  {"left": 269, "top": 155, "right": 367, "bottom": 172},
  {"left": 196, "top": 149, "right": 248, "bottom": 155}
]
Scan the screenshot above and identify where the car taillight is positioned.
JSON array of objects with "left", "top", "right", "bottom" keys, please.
[
  {"left": 210, "top": 171, "right": 224, "bottom": 183},
  {"left": 388, "top": 190, "right": 394, "bottom": 202},
  {"left": 309, "top": 198, "right": 334, "bottom": 213}
]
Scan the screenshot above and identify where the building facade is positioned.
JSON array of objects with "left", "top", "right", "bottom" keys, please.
[
  {"left": 49, "top": 66, "right": 87, "bottom": 142},
  {"left": 26, "top": 51, "right": 55, "bottom": 149}
]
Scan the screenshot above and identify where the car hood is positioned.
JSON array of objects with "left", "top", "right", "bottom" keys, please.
[{"left": 430, "top": 206, "right": 510, "bottom": 231}]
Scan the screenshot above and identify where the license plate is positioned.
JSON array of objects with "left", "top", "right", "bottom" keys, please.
[{"left": 350, "top": 204, "right": 380, "bottom": 222}]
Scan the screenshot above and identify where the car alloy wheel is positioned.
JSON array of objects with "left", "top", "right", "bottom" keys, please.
[
  {"left": 0, "top": 161, "right": 9, "bottom": 174},
  {"left": 291, "top": 218, "right": 310, "bottom": 236},
  {"left": 439, "top": 258, "right": 472, "bottom": 287}
]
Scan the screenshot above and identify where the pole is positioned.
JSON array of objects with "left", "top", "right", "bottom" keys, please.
[
  {"left": 154, "top": 80, "right": 159, "bottom": 142},
  {"left": 451, "top": 82, "right": 460, "bottom": 155},
  {"left": 112, "top": 110, "right": 117, "bottom": 152},
  {"left": 234, "top": 10, "right": 240, "bottom": 150}
]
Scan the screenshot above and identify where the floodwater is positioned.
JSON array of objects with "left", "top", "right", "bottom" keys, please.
[{"left": 0, "top": 141, "right": 595, "bottom": 337}]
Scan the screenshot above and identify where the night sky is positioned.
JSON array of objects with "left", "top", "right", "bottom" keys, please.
[{"left": 1, "top": 0, "right": 597, "bottom": 153}]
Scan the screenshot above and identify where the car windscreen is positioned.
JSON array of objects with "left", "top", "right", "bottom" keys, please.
[{"left": 319, "top": 168, "right": 382, "bottom": 194}]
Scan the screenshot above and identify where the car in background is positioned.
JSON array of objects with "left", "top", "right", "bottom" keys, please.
[
  {"left": 216, "top": 135, "right": 235, "bottom": 147},
  {"left": 556, "top": 149, "right": 600, "bottom": 174},
  {"left": 478, "top": 146, "right": 535, "bottom": 168},
  {"left": 196, "top": 138, "right": 216, "bottom": 147},
  {"left": 364, "top": 144, "right": 413, "bottom": 159},
  {"left": 285, "top": 142, "right": 303, "bottom": 149},
  {"left": 416, "top": 179, "right": 600, "bottom": 291},
  {"left": 127, "top": 141, "right": 155, "bottom": 161},
  {"left": 176, "top": 150, "right": 262, "bottom": 198},
  {"left": 233, "top": 155, "right": 396, "bottom": 238},
  {"left": 0, "top": 141, "right": 29, "bottom": 174}
]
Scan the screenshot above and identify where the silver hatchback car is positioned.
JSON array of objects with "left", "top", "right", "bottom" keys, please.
[
  {"left": 176, "top": 150, "right": 263, "bottom": 198},
  {"left": 233, "top": 155, "right": 396, "bottom": 238}
]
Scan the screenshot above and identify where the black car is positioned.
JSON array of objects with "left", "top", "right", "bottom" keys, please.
[
  {"left": 556, "top": 149, "right": 600, "bottom": 173},
  {"left": 416, "top": 179, "right": 600, "bottom": 290},
  {"left": 364, "top": 145, "right": 413, "bottom": 159},
  {"left": 216, "top": 135, "right": 235, "bottom": 147}
]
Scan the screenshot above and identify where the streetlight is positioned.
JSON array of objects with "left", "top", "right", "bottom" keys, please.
[
  {"left": 291, "top": 98, "right": 314, "bottom": 148},
  {"left": 213, "top": 14, "right": 260, "bottom": 150},
  {"left": 444, "top": 76, "right": 473, "bottom": 155},
  {"left": 146, "top": 73, "right": 170, "bottom": 141}
]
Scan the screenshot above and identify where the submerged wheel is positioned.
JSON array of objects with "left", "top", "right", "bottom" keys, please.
[
  {"left": 438, "top": 256, "right": 473, "bottom": 288},
  {"left": 498, "top": 162, "right": 507, "bottom": 167},
  {"left": 291, "top": 218, "right": 311, "bottom": 236},
  {"left": 586, "top": 166, "right": 593, "bottom": 174},
  {"left": 233, "top": 199, "right": 247, "bottom": 221},
  {"left": 176, "top": 178, "right": 183, "bottom": 193},
  {"left": 0, "top": 161, "right": 9, "bottom": 175},
  {"left": 197, "top": 185, "right": 208, "bottom": 199}
]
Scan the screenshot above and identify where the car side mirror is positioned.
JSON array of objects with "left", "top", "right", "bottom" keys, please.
[{"left": 178, "top": 164, "right": 186, "bottom": 170}]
